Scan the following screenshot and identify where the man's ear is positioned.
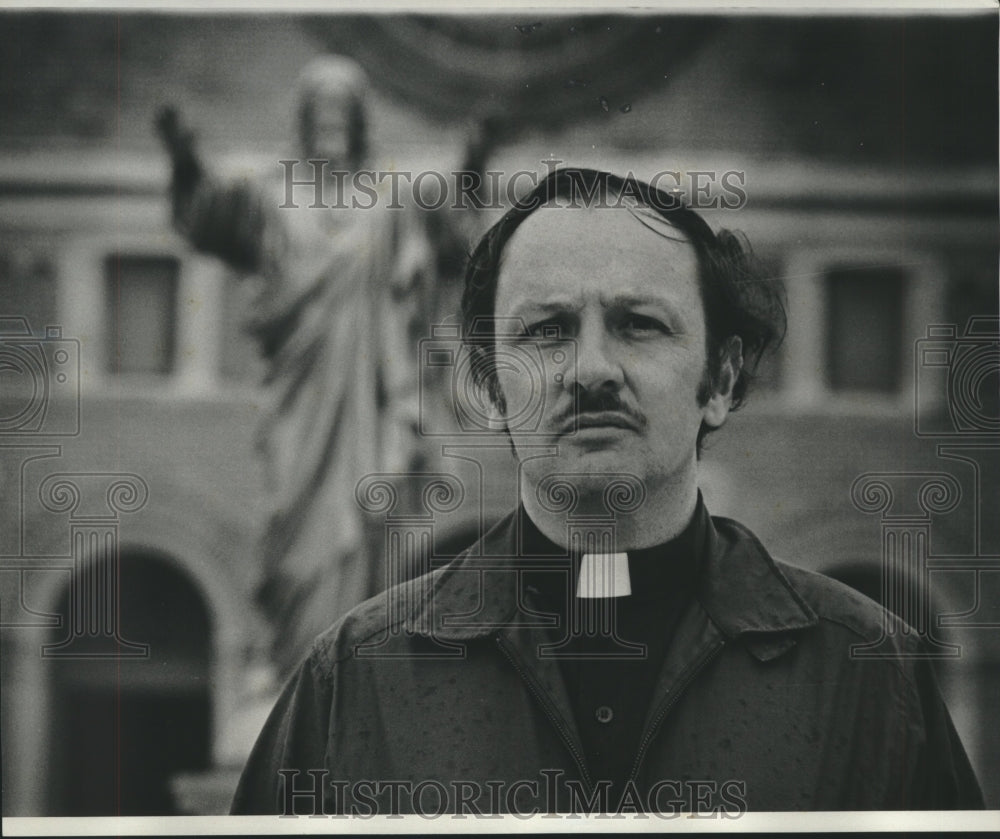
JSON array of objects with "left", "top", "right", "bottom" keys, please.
[{"left": 702, "top": 336, "right": 743, "bottom": 429}]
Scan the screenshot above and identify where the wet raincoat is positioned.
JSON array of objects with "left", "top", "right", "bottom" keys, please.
[{"left": 232, "top": 509, "right": 983, "bottom": 814}]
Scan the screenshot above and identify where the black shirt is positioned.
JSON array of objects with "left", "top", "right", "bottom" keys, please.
[{"left": 518, "top": 497, "right": 708, "bottom": 800}]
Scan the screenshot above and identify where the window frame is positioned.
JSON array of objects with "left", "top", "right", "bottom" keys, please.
[{"left": 780, "top": 246, "right": 946, "bottom": 413}]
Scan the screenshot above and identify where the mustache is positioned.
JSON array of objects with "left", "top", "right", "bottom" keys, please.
[{"left": 550, "top": 389, "right": 648, "bottom": 433}]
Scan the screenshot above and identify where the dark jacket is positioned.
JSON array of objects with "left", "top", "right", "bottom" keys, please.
[{"left": 232, "top": 510, "right": 984, "bottom": 814}]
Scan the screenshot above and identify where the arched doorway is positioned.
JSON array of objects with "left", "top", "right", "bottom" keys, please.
[{"left": 46, "top": 549, "right": 213, "bottom": 815}]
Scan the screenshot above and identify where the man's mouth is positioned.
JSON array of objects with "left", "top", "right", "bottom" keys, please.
[{"left": 560, "top": 411, "right": 640, "bottom": 435}]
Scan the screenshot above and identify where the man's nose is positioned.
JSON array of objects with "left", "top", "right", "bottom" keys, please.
[{"left": 565, "top": 325, "right": 624, "bottom": 392}]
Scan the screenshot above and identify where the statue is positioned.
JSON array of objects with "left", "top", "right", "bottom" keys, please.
[{"left": 156, "top": 56, "right": 443, "bottom": 671}]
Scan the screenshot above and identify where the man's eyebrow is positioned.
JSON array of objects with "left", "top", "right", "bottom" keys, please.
[
  {"left": 505, "top": 299, "right": 582, "bottom": 317},
  {"left": 601, "top": 294, "right": 680, "bottom": 310},
  {"left": 506, "top": 295, "right": 683, "bottom": 319}
]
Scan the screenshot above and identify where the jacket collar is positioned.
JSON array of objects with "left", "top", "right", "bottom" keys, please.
[
  {"left": 696, "top": 514, "right": 818, "bottom": 660},
  {"left": 406, "top": 505, "right": 818, "bottom": 659}
]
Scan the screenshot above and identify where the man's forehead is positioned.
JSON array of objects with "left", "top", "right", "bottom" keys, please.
[{"left": 497, "top": 205, "right": 700, "bottom": 307}]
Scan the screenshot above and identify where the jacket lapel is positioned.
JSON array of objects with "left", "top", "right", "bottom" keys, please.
[
  {"left": 404, "top": 513, "right": 592, "bottom": 782},
  {"left": 495, "top": 623, "right": 593, "bottom": 787},
  {"left": 629, "top": 600, "right": 726, "bottom": 781}
]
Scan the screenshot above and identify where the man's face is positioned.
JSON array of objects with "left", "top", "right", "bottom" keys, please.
[{"left": 492, "top": 205, "right": 733, "bottom": 500}]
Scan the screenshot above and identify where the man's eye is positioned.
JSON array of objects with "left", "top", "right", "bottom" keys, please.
[
  {"left": 526, "top": 319, "right": 569, "bottom": 340},
  {"left": 622, "top": 314, "right": 667, "bottom": 334}
]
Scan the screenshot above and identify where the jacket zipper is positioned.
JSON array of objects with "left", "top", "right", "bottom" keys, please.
[
  {"left": 628, "top": 639, "right": 725, "bottom": 783},
  {"left": 495, "top": 633, "right": 594, "bottom": 792}
]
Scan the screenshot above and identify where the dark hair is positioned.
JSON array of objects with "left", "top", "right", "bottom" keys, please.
[{"left": 461, "top": 167, "right": 786, "bottom": 454}]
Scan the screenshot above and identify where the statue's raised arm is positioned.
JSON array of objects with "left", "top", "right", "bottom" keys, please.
[{"left": 154, "top": 104, "right": 274, "bottom": 273}]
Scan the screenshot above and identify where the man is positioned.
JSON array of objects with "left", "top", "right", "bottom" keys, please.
[
  {"left": 232, "top": 168, "right": 983, "bottom": 814},
  {"left": 156, "top": 56, "right": 435, "bottom": 671}
]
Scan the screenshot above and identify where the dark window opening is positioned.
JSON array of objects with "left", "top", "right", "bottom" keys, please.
[
  {"left": 104, "top": 255, "right": 179, "bottom": 375},
  {"left": 825, "top": 265, "right": 906, "bottom": 392}
]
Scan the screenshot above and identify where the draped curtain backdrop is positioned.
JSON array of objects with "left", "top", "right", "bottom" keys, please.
[{"left": 305, "top": 15, "right": 720, "bottom": 134}]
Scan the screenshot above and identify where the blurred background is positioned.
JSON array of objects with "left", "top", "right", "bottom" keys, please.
[{"left": 1, "top": 9, "right": 998, "bottom": 816}]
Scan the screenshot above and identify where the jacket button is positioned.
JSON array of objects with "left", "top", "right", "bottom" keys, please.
[{"left": 595, "top": 705, "right": 614, "bottom": 724}]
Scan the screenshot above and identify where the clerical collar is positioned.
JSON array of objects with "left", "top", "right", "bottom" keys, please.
[{"left": 517, "top": 494, "right": 708, "bottom": 602}]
